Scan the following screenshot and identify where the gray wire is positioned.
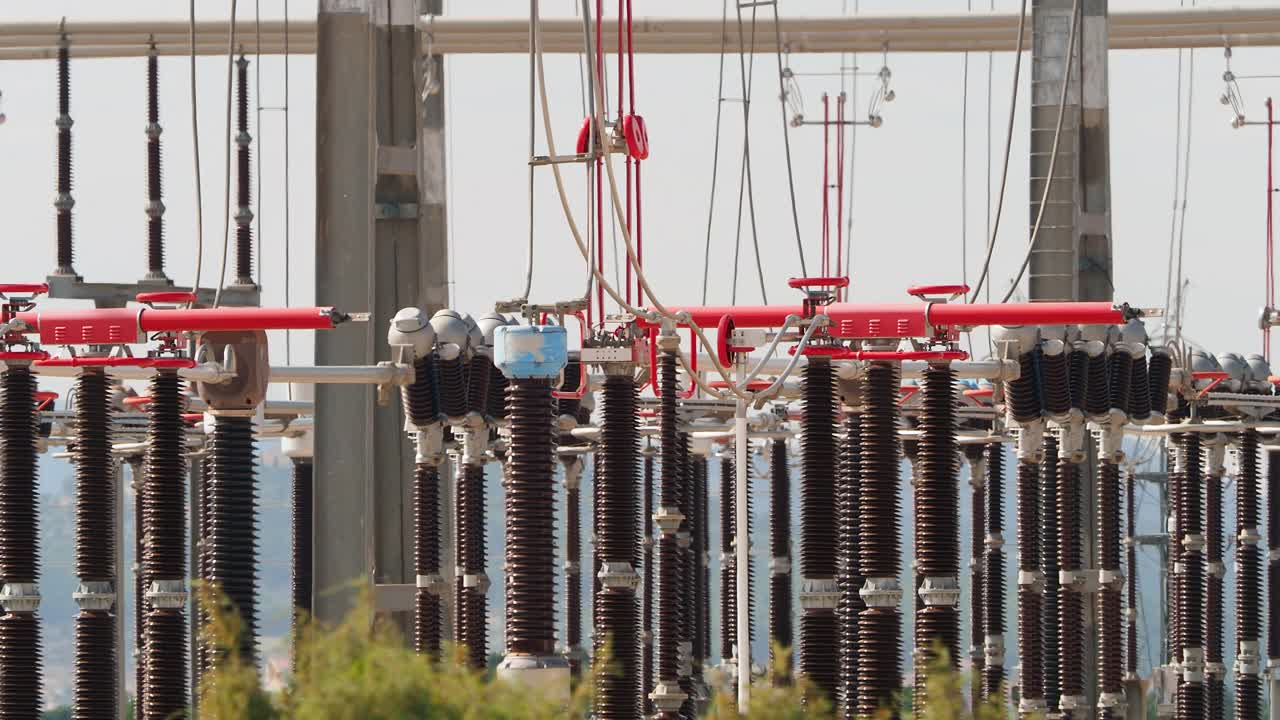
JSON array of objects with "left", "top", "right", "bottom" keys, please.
[
  {"left": 967, "top": 0, "right": 1028, "bottom": 304},
  {"left": 188, "top": 0, "right": 205, "bottom": 308},
  {"left": 255, "top": 0, "right": 262, "bottom": 289},
  {"left": 734, "top": 2, "right": 768, "bottom": 305},
  {"left": 522, "top": 0, "right": 538, "bottom": 303},
  {"left": 843, "top": 0, "right": 859, "bottom": 284},
  {"left": 1173, "top": 45, "right": 1196, "bottom": 344},
  {"left": 999, "top": 0, "right": 1082, "bottom": 303},
  {"left": 771, "top": 0, "right": 808, "bottom": 279},
  {"left": 701, "top": 0, "right": 729, "bottom": 305},
  {"left": 961, "top": 4, "right": 970, "bottom": 354},
  {"left": 212, "top": 0, "right": 240, "bottom": 308},
  {"left": 1163, "top": 44, "right": 1185, "bottom": 341}
]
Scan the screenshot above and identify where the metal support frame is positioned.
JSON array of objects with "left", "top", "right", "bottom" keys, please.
[{"left": 313, "top": 0, "right": 450, "bottom": 626}]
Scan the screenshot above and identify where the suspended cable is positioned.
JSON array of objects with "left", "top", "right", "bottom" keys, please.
[
  {"left": 700, "top": 0, "right": 729, "bottom": 306},
  {"left": 999, "top": 0, "right": 1083, "bottom": 303},
  {"left": 843, "top": 0, "right": 859, "bottom": 286},
  {"left": 284, "top": 0, "right": 292, "bottom": 370},
  {"left": 1163, "top": 42, "right": 1186, "bottom": 342},
  {"left": 1173, "top": 43, "right": 1196, "bottom": 344},
  {"left": 212, "top": 0, "right": 241, "bottom": 308},
  {"left": 967, "top": 0, "right": 1028, "bottom": 304},
  {"left": 188, "top": 0, "right": 205, "bottom": 309},
  {"left": 771, "top": 1, "right": 808, "bottom": 278},
  {"left": 732, "top": 2, "right": 768, "bottom": 305}
]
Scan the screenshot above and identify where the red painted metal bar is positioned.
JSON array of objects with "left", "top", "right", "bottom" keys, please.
[
  {"left": 16, "top": 306, "right": 340, "bottom": 345},
  {"left": 1266, "top": 97, "right": 1274, "bottom": 361},
  {"left": 654, "top": 301, "right": 1127, "bottom": 335}
]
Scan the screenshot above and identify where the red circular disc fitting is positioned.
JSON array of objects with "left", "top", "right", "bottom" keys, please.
[
  {"left": 907, "top": 283, "right": 970, "bottom": 298},
  {"left": 787, "top": 276, "right": 850, "bottom": 290},
  {"left": 136, "top": 291, "right": 198, "bottom": 305},
  {"left": 34, "top": 391, "right": 59, "bottom": 402},
  {"left": 575, "top": 117, "right": 593, "bottom": 155},
  {"left": 622, "top": 114, "right": 649, "bottom": 160}
]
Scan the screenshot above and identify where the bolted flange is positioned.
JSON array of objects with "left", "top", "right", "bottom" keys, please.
[
  {"left": 798, "top": 577, "right": 839, "bottom": 610},
  {"left": 0, "top": 583, "right": 40, "bottom": 613},
  {"left": 143, "top": 579, "right": 186, "bottom": 609},
  {"left": 74, "top": 581, "right": 116, "bottom": 611},
  {"left": 859, "top": 576, "right": 902, "bottom": 608},
  {"left": 918, "top": 576, "right": 961, "bottom": 606},
  {"left": 597, "top": 562, "right": 640, "bottom": 591}
]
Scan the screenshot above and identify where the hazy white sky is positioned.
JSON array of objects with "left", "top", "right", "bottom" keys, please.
[{"left": 2, "top": 0, "right": 1279, "bottom": 376}]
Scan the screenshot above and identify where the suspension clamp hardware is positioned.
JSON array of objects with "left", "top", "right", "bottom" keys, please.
[
  {"left": 1204, "top": 662, "right": 1226, "bottom": 680},
  {"left": 143, "top": 579, "right": 186, "bottom": 609},
  {"left": 653, "top": 506, "right": 684, "bottom": 534},
  {"left": 461, "top": 572, "right": 490, "bottom": 593},
  {"left": 1097, "top": 569, "right": 1125, "bottom": 587},
  {"left": 985, "top": 533, "right": 1004, "bottom": 549},
  {"left": 74, "top": 581, "right": 117, "bottom": 611},
  {"left": 1182, "top": 534, "right": 1205, "bottom": 553},
  {"left": 0, "top": 583, "right": 40, "bottom": 613},
  {"left": 1097, "top": 692, "right": 1126, "bottom": 709},
  {"left": 1172, "top": 561, "right": 1186, "bottom": 576},
  {"left": 799, "top": 578, "right": 840, "bottom": 609},
  {"left": 1206, "top": 561, "right": 1225, "bottom": 578},
  {"left": 859, "top": 577, "right": 902, "bottom": 608},
  {"left": 1182, "top": 648, "right": 1206, "bottom": 681},
  {"left": 1017, "top": 570, "right": 1045, "bottom": 592},
  {"left": 918, "top": 576, "right": 961, "bottom": 606},
  {"left": 1059, "top": 570, "right": 1090, "bottom": 589},
  {"left": 1239, "top": 527, "right": 1261, "bottom": 545},
  {"left": 598, "top": 562, "right": 640, "bottom": 591},
  {"left": 649, "top": 682, "right": 688, "bottom": 712},
  {"left": 415, "top": 574, "right": 448, "bottom": 595},
  {"left": 769, "top": 556, "right": 791, "bottom": 576}
]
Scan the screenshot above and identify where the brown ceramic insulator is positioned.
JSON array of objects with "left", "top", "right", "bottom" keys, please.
[
  {"left": 56, "top": 44, "right": 75, "bottom": 274},
  {"left": 835, "top": 416, "right": 862, "bottom": 714},
  {"left": 196, "top": 459, "right": 211, "bottom": 680},
  {"left": 487, "top": 361, "right": 510, "bottom": 420},
  {"left": 1005, "top": 352, "right": 1043, "bottom": 423},
  {"left": 466, "top": 354, "right": 493, "bottom": 418},
  {"left": 913, "top": 364, "right": 959, "bottom": 718},
  {"left": 146, "top": 50, "right": 165, "bottom": 277},
  {"left": 1067, "top": 348, "right": 1089, "bottom": 411},
  {"left": 1205, "top": 464, "right": 1224, "bottom": 720},
  {"left": 857, "top": 361, "right": 902, "bottom": 714},
  {"left": 1096, "top": 460, "right": 1123, "bottom": 705},
  {"left": 413, "top": 463, "right": 440, "bottom": 657},
  {"left": 0, "top": 367, "right": 44, "bottom": 718},
  {"left": 1236, "top": 430, "right": 1261, "bottom": 720},
  {"left": 982, "top": 442, "right": 1006, "bottom": 700},
  {"left": 693, "top": 456, "right": 710, "bottom": 686},
  {"left": 1083, "top": 352, "right": 1110, "bottom": 418},
  {"left": 1057, "top": 458, "right": 1084, "bottom": 706},
  {"left": 771, "top": 436, "right": 794, "bottom": 679},
  {"left": 72, "top": 370, "right": 115, "bottom": 718},
  {"left": 1040, "top": 436, "right": 1060, "bottom": 712},
  {"left": 1107, "top": 352, "right": 1133, "bottom": 413},
  {"left": 641, "top": 452, "right": 654, "bottom": 706},
  {"left": 402, "top": 355, "right": 438, "bottom": 426},
  {"left": 1013, "top": 453, "right": 1044, "bottom": 707},
  {"left": 0, "top": 613, "right": 42, "bottom": 719},
  {"left": 234, "top": 56, "right": 253, "bottom": 285},
  {"left": 436, "top": 355, "right": 468, "bottom": 419},
  {"left": 676, "top": 432, "right": 697, "bottom": 718},
  {"left": 719, "top": 451, "right": 736, "bottom": 664},
  {"left": 142, "top": 370, "right": 188, "bottom": 719},
  {"left": 558, "top": 360, "right": 583, "bottom": 420},
  {"left": 142, "top": 610, "right": 184, "bottom": 720},
  {"left": 565, "top": 462, "right": 583, "bottom": 678},
  {"left": 202, "top": 415, "right": 259, "bottom": 669},
  {"left": 1126, "top": 469, "right": 1138, "bottom": 676},
  {"left": 292, "top": 458, "right": 313, "bottom": 665},
  {"left": 657, "top": 352, "right": 686, "bottom": 712},
  {"left": 799, "top": 355, "right": 839, "bottom": 702},
  {"left": 1148, "top": 350, "right": 1172, "bottom": 417},
  {"left": 1173, "top": 433, "right": 1204, "bottom": 720},
  {"left": 1040, "top": 349, "right": 1071, "bottom": 418},
  {"left": 1127, "top": 355, "right": 1152, "bottom": 421},
  {"left": 1167, "top": 440, "right": 1182, "bottom": 666},
  {"left": 855, "top": 608, "right": 901, "bottom": 717},
  {"left": 1269, "top": 450, "right": 1280, "bottom": 664},
  {"left": 455, "top": 461, "right": 487, "bottom": 670},
  {"left": 1177, "top": 681, "right": 1205, "bottom": 720},
  {"left": 597, "top": 373, "right": 642, "bottom": 718},
  {"left": 504, "top": 378, "right": 557, "bottom": 656}
]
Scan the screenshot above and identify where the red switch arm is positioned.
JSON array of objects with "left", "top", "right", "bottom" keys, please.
[{"left": 16, "top": 306, "right": 342, "bottom": 346}]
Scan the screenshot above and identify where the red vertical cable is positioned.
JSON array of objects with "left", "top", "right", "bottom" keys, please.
[
  {"left": 1267, "top": 98, "right": 1274, "bottom": 361},
  {"left": 626, "top": 0, "right": 641, "bottom": 305},
  {"left": 595, "top": 0, "right": 605, "bottom": 325},
  {"left": 836, "top": 93, "right": 846, "bottom": 301},
  {"left": 619, "top": 0, "right": 631, "bottom": 306},
  {"left": 821, "top": 94, "right": 830, "bottom": 278}
]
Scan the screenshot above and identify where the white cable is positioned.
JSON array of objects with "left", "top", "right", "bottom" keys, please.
[
  {"left": 187, "top": 0, "right": 204, "bottom": 309},
  {"left": 212, "top": 0, "right": 239, "bottom": 308}
]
